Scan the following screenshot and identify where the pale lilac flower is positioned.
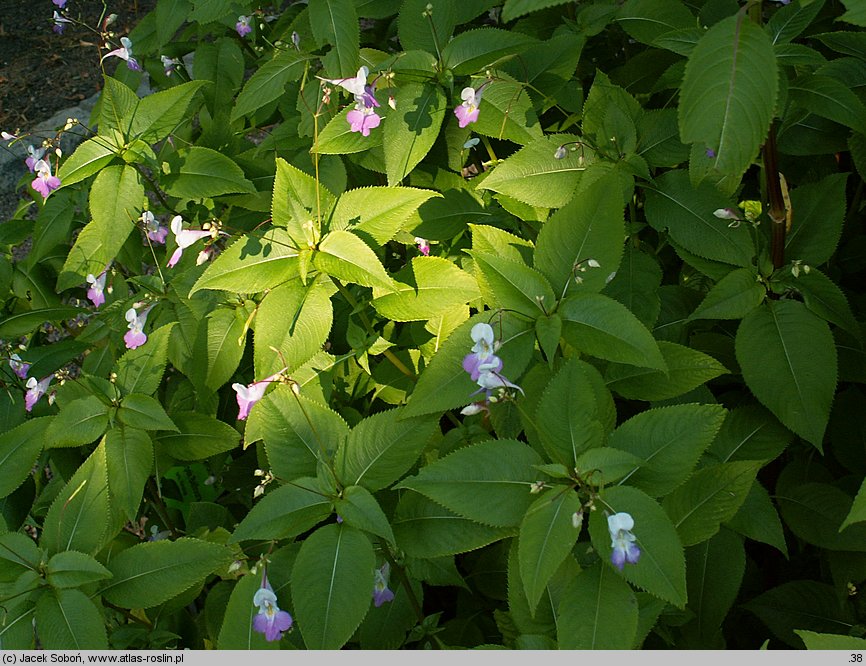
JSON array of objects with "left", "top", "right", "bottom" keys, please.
[
  {"left": 608, "top": 512, "right": 641, "bottom": 570},
  {"left": 388, "top": 95, "right": 396, "bottom": 110},
  {"left": 414, "top": 237, "right": 430, "bottom": 256},
  {"left": 454, "top": 86, "right": 482, "bottom": 128},
  {"left": 1, "top": 131, "right": 18, "bottom": 141},
  {"left": 291, "top": 31, "right": 300, "bottom": 50},
  {"left": 195, "top": 246, "right": 214, "bottom": 266},
  {"left": 319, "top": 66, "right": 370, "bottom": 98},
  {"left": 9, "top": 353, "right": 30, "bottom": 380},
  {"left": 473, "top": 363, "right": 524, "bottom": 396},
  {"left": 25, "top": 145, "right": 45, "bottom": 172},
  {"left": 124, "top": 305, "right": 154, "bottom": 350},
  {"left": 554, "top": 145, "right": 567, "bottom": 160},
  {"left": 712, "top": 208, "right": 739, "bottom": 221},
  {"left": 102, "top": 37, "right": 141, "bottom": 72},
  {"left": 346, "top": 106, "right": 381, "bottom": 136},
  {"left": 53, "top": 0, "right": 68, "bottom": 7},
  {"left": 232, "top": 370, "right": 284, "bottom": 420},
  {"left": 705, "top": 147, "right": 716, "bottom": 159},
  {"left": 372, "top": 563, "right": 395, "bottom": 607},
  {"left": 252, "top": 573, "right": 293, "bottom": 642},
  {"left": 142, "top": 211, "right": 168, "bottom": 244},
  {"left": 160, "top": 55, "right": 181, "bottom": 77},
  {"left": 86, "top": 265, "right": 109, "bottom": 308},
  {"left": 236, "top": 15, "right": 252, "bottom": 37},
  {"left": 24, "top": 375, "right": 53, "bottom": 412},
  {"left": 167, "top": 216, "right": 211, "bottom": 268},
  {"left": 462, "top": 323, "right": 499, "bottom": 382},
  {"left": 459, "top": 402, "right": 487, "bottom": 416},
  {"left": 52, "top": 11, "right": 71, "bottom": 34},
  {"left": 31, "top": 159, "right": 61, "bottom": 199}
]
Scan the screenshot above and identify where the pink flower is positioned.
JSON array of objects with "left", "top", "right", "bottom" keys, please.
[
  {"left": 102, "top": 37, "right": 142, "bottom": 72},
  {"left": 454, "top": 86, "right": 482, "bottom": 128},
  {"left": 236, "top": 15, "right": 252, "bottom": 37},
  {"left": 252, "top": 572, "right": 292, "bottom": 642},
  {"left": 86, "top": 265, "right": 110, "bottom": 308},
  {"left": 1, "top": 131, "right": 19, "bottom": 141},
  {"left": 9, "top": 353, "right": 30, "bottom": 380},
  {"left": 142, "top": 211, "right": 168, "bottom": 244},
  {"left": 414, "top": 237, "right": 430, "bottom": 256},
  {"left": 319, "top": 66, "right": 370, "bottom": 98},
  {"left": 25, "top": 145, "right": 45, "bottom": 172},
  {"left": 167, "top": 215, "right": 211, "bottom": 267},
  {"left": 346, "top": 107, "right": 381, "bottom": 136},
  {"left": 124, "top": 305, "right": 153, "bottom": 349},
  {"left": 25, "top": 375, "right": 53, "bottom": 412},
  {"left": 31, "top": 159, "right": 61, "bottom": 199},
  {"left": 232, "top": 370, "right": 284, "bottom": 420}
]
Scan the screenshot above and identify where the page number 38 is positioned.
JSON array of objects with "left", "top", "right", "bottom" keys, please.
[{"left": 851, "top": 654, "right": 863, "bottom": 662}]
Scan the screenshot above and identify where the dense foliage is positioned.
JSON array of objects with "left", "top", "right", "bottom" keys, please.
[{"left": 2, "top": 0, "right": 866, "bottom": 651}]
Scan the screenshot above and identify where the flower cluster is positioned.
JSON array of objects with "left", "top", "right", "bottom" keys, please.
[
  {"left": 320, "top": 67, "right": 382, "bottom": 137},
  {"left": 252, "top": 571, "right": 292, "bottom": 642},
  {"left": 460, "top": 322, "right": 522, "bottom": 415},
  {"left": 608, "top": 512, "right": 641, "bottom": 570}
]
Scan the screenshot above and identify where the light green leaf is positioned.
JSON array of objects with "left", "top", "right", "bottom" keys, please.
[
  {"left": 114, "top": 323, "right": 174, "bottom": 396},
  {"left": 784, "top": 173, "right": 848, "bottom": 266},
  {"left": 309, "top": 0, "right": 360, "bottom": 77},
  {"left": 130, "top": 80, "right": 208, "bottom": 143},
  {"left": 56, "top": 136, "right": 118, "bottom": 187},
  {"left": 0, "top": 533, "right": 41, "bottom": 583},
  {"left": 679, "top": 15, "right": 778, "bottom": 179},
  {"left": 101, "top": 538, "right": 234, "bottom": 608},
  {"left": 840, "top": 0, "right": 866, "bottom": 26},
  {"left": 442, "top": 28, "right": 536, "bottom": 76},
  {"left": 104, "top": 427, "right": 153, "bottom": 522},
  {"left": 201, "top": 308, "right": 247, "bottom": 392},
  {"left": 0, "top": 418, "right": 49, "bottom": 497},
  {"left": 292, "top": 524, "right": 375, "bottom": 649},
  {"left": 397, "top": 0, "right": 455, "bottom": 54},
  {"left": 841, "top": 477, "right": 866, "bottom": 530},
  {"left": 470, "top": 251, "right": 555, "bottom": 319},
  {"left": 45, "top": 551, "right": 112, "bottom": 589},
  {"left": 735, "top": 300, "right": 837, "bottom": 449},
  {"left": 574, "top": 448, "right": 644, "bottom": 486},
  {"left": 45, "top": 396, "right": 108, "bottom": 448},
  {"left": 334, "top": 485, "right": 395, "bottom": 544},
  {"left": 231, "top": 50, "right": 311, "bottom": 121},
  {"left": 163, "top": 146, "right": 255, "bottom": 199},
  {"left": 384, "top": 82, "right": 446, "bottom": 185},
  {"left": 395, "top": 439, "right": 542, "bottom": 528},
  {"left": 117, "top": 394, "right": 177, "bottom": 432},
  {"left": 313, "top": 230, "right": 393, "bottom": 289},
  {"left": 0, "top": 308, "right": 86, "bottom": 338},
  {"left": 797, "top": 630, "right": 866, "bottom": 650},
  {"left": 689, "top": 267, "right": 766, "bottom": 321},
  {"left": 230, "top": 477, "right": 332, "bottom": 542},
  {"left": 315, "top": 105, "right": 385, "bottom": 155},
  {"left": 154, "top": 412, "right": 240, "bottom": 461},
  {"left": 36, "top": 589, "right": 108, "bottom": 649},
  {"left": 330, "top": 186, "right": 439, "bottom": 245},
  {"left": 272, "top": 158, "right": 335, "bottom": 249},
  {"left": 471, "top": 74, "right": 543, "bottom": 146}
]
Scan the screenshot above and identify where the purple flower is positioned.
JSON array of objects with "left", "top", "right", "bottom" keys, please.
[
  {"left": 454, "top": 86, "right": 482, "bottom": 128},
  {"left": 608, "top": 512, "right": 641, "bottom": 570},
  {"left": 53, "top": 0, "right": 68, "bottom": 7},
  {"left": 86, "top": 265, "right": 110, "bottom": 308},
  {"left": 705, "top": 147, "right": 716, "bottom": 159},
  {"left": 9, "top": 353, "right": 30, "bottom": 380},
  {"left": 318, "top": 66, "right": 384, "bottom": 136},
  {"left": 232, "top": 370, "right": 284, "bottom": 420},
  {"left": 24, "top": 375, "right": 52, "bottom": 412},
  {"left": 346, "top": 107, "right": 381, "bottom": 136},
  {"left": 124, "top": 305, "right": 153, "bottom": 350},
  {"left": 160, "top": 55, "right": 181, "bottom": 77},
  {"left": 252, "top": 573, "right": 293, "bottom": 642},
  {"left": 25, "top": 145, "right": 45, "bottom": 172},
  {"left": 372, "top": 563, "right": 395, "bottom": 608},
  {"left": 236, "top": 15, "right": 252, "bottom": 37},
  {"left": 167, "top": 215, "right": 211, "bottom": 267},
  {"left": 414, "top": 237, "right": 430, "bottom": 256},
  {"left": 142, "top": 211, "right": 168, "bottom": 244},
  {"left": 102, "top": 37, "right": 141, "bottom": 72},
  {"left": 52, "top": 11, "right": 71, "bottom": 34},
  {"left": 462, "top": 323, "right": 499, "bottom": 381},
  {"left": 31, "top": 159, "right": 61, "bottom": 199}
]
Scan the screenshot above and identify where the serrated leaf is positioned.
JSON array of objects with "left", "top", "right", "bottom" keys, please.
[
  {"left": 617, "top": 0, "right": 694, "bottom": 45},
  {"left": 735, "top": 300, "right": 836, "bottom": 449},
  {"left": 662, "top": 461, "right": 760, "bottom": 546},
  {"left": 230, "top": 478, "right": 332, "bottom": 542},
  {"left": 217, "top": 572, "right": 281, "bottom": 650},
  {"left": 202, "top": 308, "right": 247, "bottom": 391},
  {"left": 163, "top": 146, "right": 255, "bottom": 199},
  {"left": 789, "top": 74, "right": 866, "bottom": 133},
  {"left": 575, "top": 448, "right": 645, "bottom": 486},
  {"left": 442, "top": 28, "right": 536, "bottom": 76},
  {"left": 396, "top": 439, "right": 542, "bottom": 527},
  {"left": 588, "top": 485, "right": 687, "bottom": 607},
  {"left": 292, "top": 524, "right": 375, "bottom": 649},
  {"left": 330, "top": 186, "right": 438, "bottom": 246},
  {"left": 336, "top": 408, "right": 437, "bottom": 492},
  {"left": 384, "top": 82, "right": 446, "bottom": 185},
  {"left": 46, "top": 551, "right": 112, "bottom": 589},
  {"left": 519, "top": 490, "right": 582, "bottom": 612},
  {"left": 471, "top": 74, "right": 543, "bottom": 146},
  {"left": 114, "top": 323, "right": 174, "bottom": 396},
  {"left": 779, "top": 268, "right": 859, "bottom": 336},
  {"left": 679, "top": 15, "right": 778, "bottom": 179},
  {"left": 334, "top": 485, "right": 395, "bottom": 544},
  {"left": 609, "top": 403, "right": 727, "bottom": 497},
  {"left": 0, "top": 533, "right": 41, "bottom": 583},
  {"left": 36, "top": 588, "right": 107, "bottom": 649},
  {"left": 45, "top": 396, "right": 108, "bottom": 448},
  {"left": 501, "top": 0, "right": 573, "bottom": 22},
  {"left": 315, "top": 105, "right": 385, "bottom": 154},
  {"left": 117, "top": 394, "right": 176, "bottom": 432},
  {"left": 689, "top": 267, "right": 766, "bottom": 321},
  {"left": 397, "top": 0, "right": 455, "bottom": 54},
  {"left": 784, "top": 173, "right": 848, "bottom": 267},
  {"left": 231, "top": 50, "right": 311, "bottom": 121},
  {"left": 685, "top": 528, "right": 745, "bottom": 643},
  {"left": 154, "top": 412, "right": 239, "bottom": 461},
  {"left": 56, "top": 136, "right": 118, "bottom": 187},
  {"left": 130, "top": 80, "right": 208, "bottom": 143},
  {"left": 309, "top": 0, "right": 360, "bottom": 77},
  {"left": 470, "top": 251, "right": 554, "bottom": 318},
  {"left": 0, "top": 418, "right": 49, "bottom": 497},
  {"left": 104, "top": 427, "right": 152, "bottom": 522},
  {"left": 0, "top": 308, "right": 85, "bottom": 338},
  {"left": 272, "top": 158, "right": 336, "bottom": 249},
  {"left": 708, "top": 404, "right": 793, "bottom": 463},
  {"left": 797, "top": 631, "right": 866, "bottom": 650},
  {"left": 767, "top": 0, "right": 825, "bottom": 44},
  {"left": 101, "top": 538, "right": 233, "bottom": 608},
  {"left": 313, "top": 230, "right": 393, "bottom": 289},
  {"left": 556, "top": 562, "right": 638, "bottom": 649},
  {"left": 776, "top": 482, "right": 866, "bottom": 551}
]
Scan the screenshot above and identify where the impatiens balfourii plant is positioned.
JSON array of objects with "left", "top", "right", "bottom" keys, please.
[{"left": 1, "top": 0, "right": 866, "bottom": 653}]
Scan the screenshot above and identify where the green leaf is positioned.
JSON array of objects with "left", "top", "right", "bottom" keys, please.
[
  {"left": 797, "top": 631, "right": 866, "bottom": 650},
  {"left": 679, "top": 15, "right": 778, "bottom": 179},
  {"left": 556, "top": 563, "right": 638, "bottom": 649},
  {"left": 230, "top": 477, "right": 332, "bottom": 542},
  {"left": 397, "top": 0, "right": 455, "bottom": 54},
  {"left": 442, "top": 28, "right": 536, "bottom": 76},
  {"left": 313, "top": 230, "right": 393, "bottom": 290},
  {"left": 117, "top": 394, "right": 177, "bottom": 432},
  {"left": 767, "top": 0, "right": 825, "bottom": 44},
  {"left": 46, "top": 551, "right": 112, "bottom": 589},
  {"left": 518, "top": 490, "right": 582, "bottom": 612},
  {"left": 163, "top": 147, "right": 255, "bottom": 199},
  {"left": 395, "top": 439, "right": 542, "bottom": 528},
  {"left": 784, "top": 173, "right": 848, "bottom": 267},
  {"left": 41, "top": 444, "right": 112, "bottom": 555},
  {"left": 0, "top": 418, "right": 48, "bottom": 497},
  {"left": 840, "top": 0, "right": 866, "bottom": 26},
  {"left": 789, "top": 75, "right": 866, "bottom": 133},
  {"left": 617, "top": 0, "right": 694, "bottom": 45},
  {"left": 842, "top": 477, "right": 866, "bottom": 530},
  {"left": 231, "top": 50, "right": 311, "bottom": 121},
  {"left": 662, "top": 461, "right": 760, "bottom": 546},
  {"left": 689, "top": 267, "right": 766, "bottom": 321},
  {"left": 384, "top": 82, "right": 446, "bottom": 185},
  {"left": 130, "top": 80, "right": 208, "bottom": 143},
  {"left": 559, "top": 293, "right": 666, "bottom": 370},
  {"left": 104, "top": 427, "right": 153, "bottom": 522},
  {"left": 0, "top": 533, "right": 41, "bottom": 583},
  {"left": 191, "top": 230, "right": 300, "bottom": 295},
  {"left": 292, "top": 524, "right": 375, "bottom": 649},
  {"left": 574, "top": 448, "right": 645, "bottom": 486},
  {"left": 735, "top": 300, "right": 837, "bottom": 449},
  {"left": 98, "top": 76, "right": 138, "bottom": 135},
  {"left": 101, "top": 538, "right": 233, "bottom": 609},
  {"left": 272, "top": 158, "right": 335, "bottom": 248},
  {"left": 470, "top": 251, "right": 555, "bottom": 319},
  {"left": 309, "top": 0, "right": 360, "bottom": 77},
  {"left": 501, "top": 0, "right": 573, "bottom": 22},
  {"left": 477, "top": 134, "right": 585, "bottom": 208},
  {"left": 56, "top": 136, "right": 118, "bottom": 187},
  {"left": 725, "top": 480, "right": 788, "bottom": 556},
  {"left": 393, "top": 491, "right": 513, "bottom": 558},
  {"left": 254, "top": 279, "right": 334, "bottom": 377},
  {"left": 781, "top": 268, "right": 860, "bottom": 336},
  {"left": 36, "top": 588, "right": 108, "bottom": 649},
  {"left": 200, "top": 308, "right": 247, "bottom": 391},
  {"left": 58, "top": 164, "right": 142, "bottom": 289},
  {"left": 330, "top": 186, "right": 439, "bottom": 246},
  {"left": 44, "top": 396, "right": 108, "bottom": 448},
  {"left": 114, "top": 323, "right": 174, "bottom": 396},
  {"left": 217, "top": 572, "right": 281, "bottom": 650},
  {"left": 776, "top": 482, "right": 866, "bottom": 552},
  {"left": 644, "top": 170, "right": 755, "bottom": 266},
  {"left": 336, "top": 408, "right": 437, "bottom": 491},
  {"left": 372, "top": 256, "right": 479, "bottom": 322},
  {"left": 471, "top": 75, "right": 543, "bottom": 146},
  {"left": 154, "top": 412, "right": 239, "bottom": 461},
  {"left": 604, "top": 340, "right": 728, "bottom": 402},
  {"left": 588, "top": 485, "right": 687, "bottom": 608},
  {"left": 608, "top": 403, "right": 727, "bottom": 497},
  {"left": 0, "top": 308, "right": 85, "bottom": 338},
  {"left": 334, "top": 485, "right": 395, "bottom": 544},
  {"left": 316, "top": 105, "right": 385, "bottom": 154},
  {"left": 708, "top": 404, "right": 793, "bottom": 463}
]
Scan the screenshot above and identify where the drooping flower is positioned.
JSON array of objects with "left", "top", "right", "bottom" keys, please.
[
  {"left": 160, "top": 55, "right": 181, "bottom": 77},
  {"left": 454, "top": 86, "right": 482, "bottom": 128},
  {"left": 372, "top": 563, "right": 395, "bottom": 608},
  {"left": 319, "top": 66, "right": 383, "bottom": 136},
  {"left": 459, "top": 402, "right": 488, "bottom": 416},
  {"left": 25, "top": 145, "right": 46, "bottom": 172},
  {"left": 25, "top": 375, "right": 53, "bottom": 412},
  {"left": 232, "top": 370, "right": 284, "bottom": 420},
  {"left": 236, "top": 15, "right": 252, "bottom": 37},
  {"left": 142, "top": 211, "right": 168, "bottom": 244},
  {"left": 462, "top": 322, "right": 500, "bottom": 382},
  {"left": 1, "top": 131, "right": 18, "bottom": 141},
  {"left": 86, "top": 265, "right": 109, "bottom": 308},
  {"left": 52, "top": 11, "right": 72, "bottom": 34},
  {"left": 167, "top": 216, "right": 211, "bottom": 268},
  {"left": 252, "top": 572, "right": 293, "bottom": 642},
  {"left": 474, "top": 362, "right": 524, "bottom": 396},
  {"left": 102, "top": 37, "right": 142, "bottom": 72},
  {"left": 414, "top": 237, "right": 430, "bottom": 256},
  {"left": 319, "top": 66, "right": 371, "bottom": 98},
  {"left": 608, "top": 512, "right": 641, "bottom": 570},
  {"left": 124, "top": 305, "right": 154, "bottom": 350},
  {"left": 9, "top": 353, "right": 30, "bottom": 380},
  {"left": 31, "top": 159, "right": 61, "bottom": 199},
  {"left": 196, "top": 246, "right": 214, "bottom": 266}
]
